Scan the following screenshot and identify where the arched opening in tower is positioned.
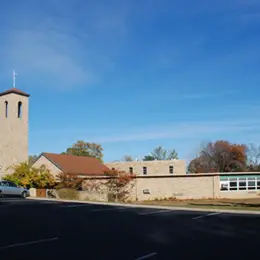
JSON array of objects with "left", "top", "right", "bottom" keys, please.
[
  {"left": 5, "top": 101, "right": 8, "bottom": 118},
  {"left": 18, "top": 101, "right": 22, "bottom": 118}
]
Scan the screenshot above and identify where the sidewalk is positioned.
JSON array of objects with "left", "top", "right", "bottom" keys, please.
[{"left": 27, "top": 197, "right": 260, "bottom": 215}]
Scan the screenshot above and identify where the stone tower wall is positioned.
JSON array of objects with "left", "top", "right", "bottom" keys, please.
[{"left": 0, "top": 93, "right": 29, "bottom": 178}]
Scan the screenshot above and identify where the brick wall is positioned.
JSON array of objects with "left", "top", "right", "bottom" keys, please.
[
  {"left": 105, "top": 160, "right": 186, "bottom": 176},
  {"left": 133, "top": 175, "right": 217, "bottom": 201}
]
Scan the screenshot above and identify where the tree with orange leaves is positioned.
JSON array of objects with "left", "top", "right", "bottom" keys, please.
[
  {"left": 188, "top": 140, "right": 247, "bottom": 173},
  {"left": 104, "top": 169, "right": 135, "bottom": 202},
  {"left": 56, "top": 172, "right": 83, "bottom": 190}
]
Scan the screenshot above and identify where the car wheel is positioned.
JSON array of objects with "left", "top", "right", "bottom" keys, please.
[{"left": 21, "top": 191, "right": 27, "bottom": 199}]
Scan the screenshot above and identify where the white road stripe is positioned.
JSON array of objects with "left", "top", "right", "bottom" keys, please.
[
  {"left": 0, "top": 237, "right": 59, "bottom": 250},
  {"left": 60, "top": 204, "right": 124, "bottom": 210},
  {"left": 60, "top": 204, "right": 90, "bottom": 208},
  {"left": 135, "top": 252, "right": 157, "bottom": 260},
  {"left": 139, "top": 209, "right": 172, "bottom": 215},
  {"left": 36, "top": 201, "right": 58, "bottom": 205},
  {"left": 192, "top": 212, "right": 221, "bottom": 220},
  {"left": 91, "top": 207, "right": 123, "bottom": 212}
]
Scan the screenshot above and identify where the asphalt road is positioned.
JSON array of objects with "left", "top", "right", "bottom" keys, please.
[{"left": 0, "top": 198, "right": 260, "bottom": 260}]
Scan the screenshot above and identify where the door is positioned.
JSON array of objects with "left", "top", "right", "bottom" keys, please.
[
  {"left": 7, "top": 181, "right": 21, "bottom": 196},
  {"left": 0, "top": 181, "right": 6, "bottom": 195},
  {"left": 0, "top": 181, "right": 12, "bottom": 195}
]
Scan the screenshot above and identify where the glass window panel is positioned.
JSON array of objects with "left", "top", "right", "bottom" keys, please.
[
  {"left": 220, "top": 183, "right": 228, "bottom": 191},
  {"left": 248, "top": 177, "right": 256, "bottom": 181},
  {"left": 8, "top": 182, "right": 17, "bottom": 187},
  {"left": 230, "top": 181, "right": 237, "bottom": 190},
  {"left": 230, "top": 182, "right": 237, "bottom": 187},
  {"left": 230, "top": 178, "right": 237, "bottom": 181},
  {"left": 248, "top": 181, "right": 255, "bottom": 186}
]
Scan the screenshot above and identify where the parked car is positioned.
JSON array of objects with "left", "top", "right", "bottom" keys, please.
[{"left": 0, "top": 181, "right": 30, "bottom": 198}]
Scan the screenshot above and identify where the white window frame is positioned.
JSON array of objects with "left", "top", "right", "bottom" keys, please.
[
  {"left": 169, "top": 165, "right": 174, "bottom": 174},
  {"left": 220, "top": 176, "right": 260, "bottom": 192}
]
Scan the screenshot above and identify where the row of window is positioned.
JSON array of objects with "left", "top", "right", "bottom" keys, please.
[
  {"left": 0, "top": 181, "right": 17, "bottom": 187},
  {"left": 220, "top": 176, "right": 260, "bottom": 191},
  {"left": 112, "top": 165, "right": 175, "bottom": 175},
  {"left": 4, "top": 101, "right": 22, "bottom": 118}
]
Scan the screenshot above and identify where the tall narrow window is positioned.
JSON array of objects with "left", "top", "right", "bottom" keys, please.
[
  {"left": 143, "top": 166, "right": 147, "bottom": 175},
  {"left": 18, "top": 101, "right": 22, "bottom": 118},
  {"left": 129, "top": 167, "right": 133, "bottom": 174},
  {"left": 4, "top": 101, "right": 8, "bottom": 118},
  {"left": 169, "top": 165, "right": 174, "bottom": 174}
]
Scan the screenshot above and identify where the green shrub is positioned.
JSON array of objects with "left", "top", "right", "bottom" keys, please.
[
  {"left": 57, "top": 188, "right": 79, "bottom": 200},
  {"left": 107, "top": 193, "right": 116, "bottom": 202},
  {"left": 3, "top": 162, "right": 56, "bottom": 189}
]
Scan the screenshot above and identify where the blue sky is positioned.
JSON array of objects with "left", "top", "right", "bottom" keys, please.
[{"left": 0, "top": 0, "right": 260, "bottom": 163}]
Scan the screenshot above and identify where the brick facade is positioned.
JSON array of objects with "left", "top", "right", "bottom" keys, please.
[{"left": 105, "top": 160, "right": 186, "bottom": 176}]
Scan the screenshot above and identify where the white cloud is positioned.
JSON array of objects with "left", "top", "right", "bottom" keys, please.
[
  {"left": 3, "top": 29, "right": 94, "bottom": 88},
  {"left": 86, "top": 119, "right": 260, "bottom": 143},
  {"left": 169, "top": 90, "right": 237, "bottom": 100},
  {"left": 0, "top": 1, "right": 128, "bottom": 90},
  {"left": 134, "top": 89, "right": 238, "bottom": 105}
]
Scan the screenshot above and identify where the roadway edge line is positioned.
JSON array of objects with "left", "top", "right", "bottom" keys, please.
[
  {"left": 135, "top": 252, "right": 157, "bottom": 260},
  {"left": 26, "top": 197, "right": 260, "bottom": 215},
  {"left": 0, "top": 237, "right": 59, "bottom": 250},
  {"left": 139, "top": 209, "right": 173, "bottom": 215},
  {"left": 192, "top": 212, "right": 221, "bottom": 220}
]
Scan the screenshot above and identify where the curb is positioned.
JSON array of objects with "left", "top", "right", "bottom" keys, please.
[{"left": 27, "top": 197, "right": 260, "bottom": 215}]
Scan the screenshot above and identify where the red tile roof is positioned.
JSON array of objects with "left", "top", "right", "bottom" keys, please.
[
  {"left": 40, "top": 153, "right": 109, "bottom": 176},
  {"left": 0, "top": 88, "right": 30, "bottom": 97}
]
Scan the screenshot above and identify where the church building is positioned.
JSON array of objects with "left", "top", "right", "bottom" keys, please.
[{"left": 0, "top": 87, "right": 29, "bottom": 179}]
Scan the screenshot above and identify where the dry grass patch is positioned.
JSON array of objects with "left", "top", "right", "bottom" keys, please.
[{"left": 135, "top": 198, "right": 260, "bottom": 211}]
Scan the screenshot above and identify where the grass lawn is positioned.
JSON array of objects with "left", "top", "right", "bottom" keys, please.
[{"left": 135, "top": 198, "right": 260, "bottom": 211}]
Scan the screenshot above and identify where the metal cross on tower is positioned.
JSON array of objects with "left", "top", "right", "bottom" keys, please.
[{"left": 12, "top": 70, "right": 18, "bottom": 88}]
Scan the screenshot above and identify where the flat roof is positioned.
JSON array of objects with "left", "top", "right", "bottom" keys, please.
[{"left": 79, "top": 172, "right": 260, "bottom": 179}]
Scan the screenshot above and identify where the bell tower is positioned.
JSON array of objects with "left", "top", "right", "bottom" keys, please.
[{"left": 0, "top": 75, "right": 29, "bottom": 178}]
